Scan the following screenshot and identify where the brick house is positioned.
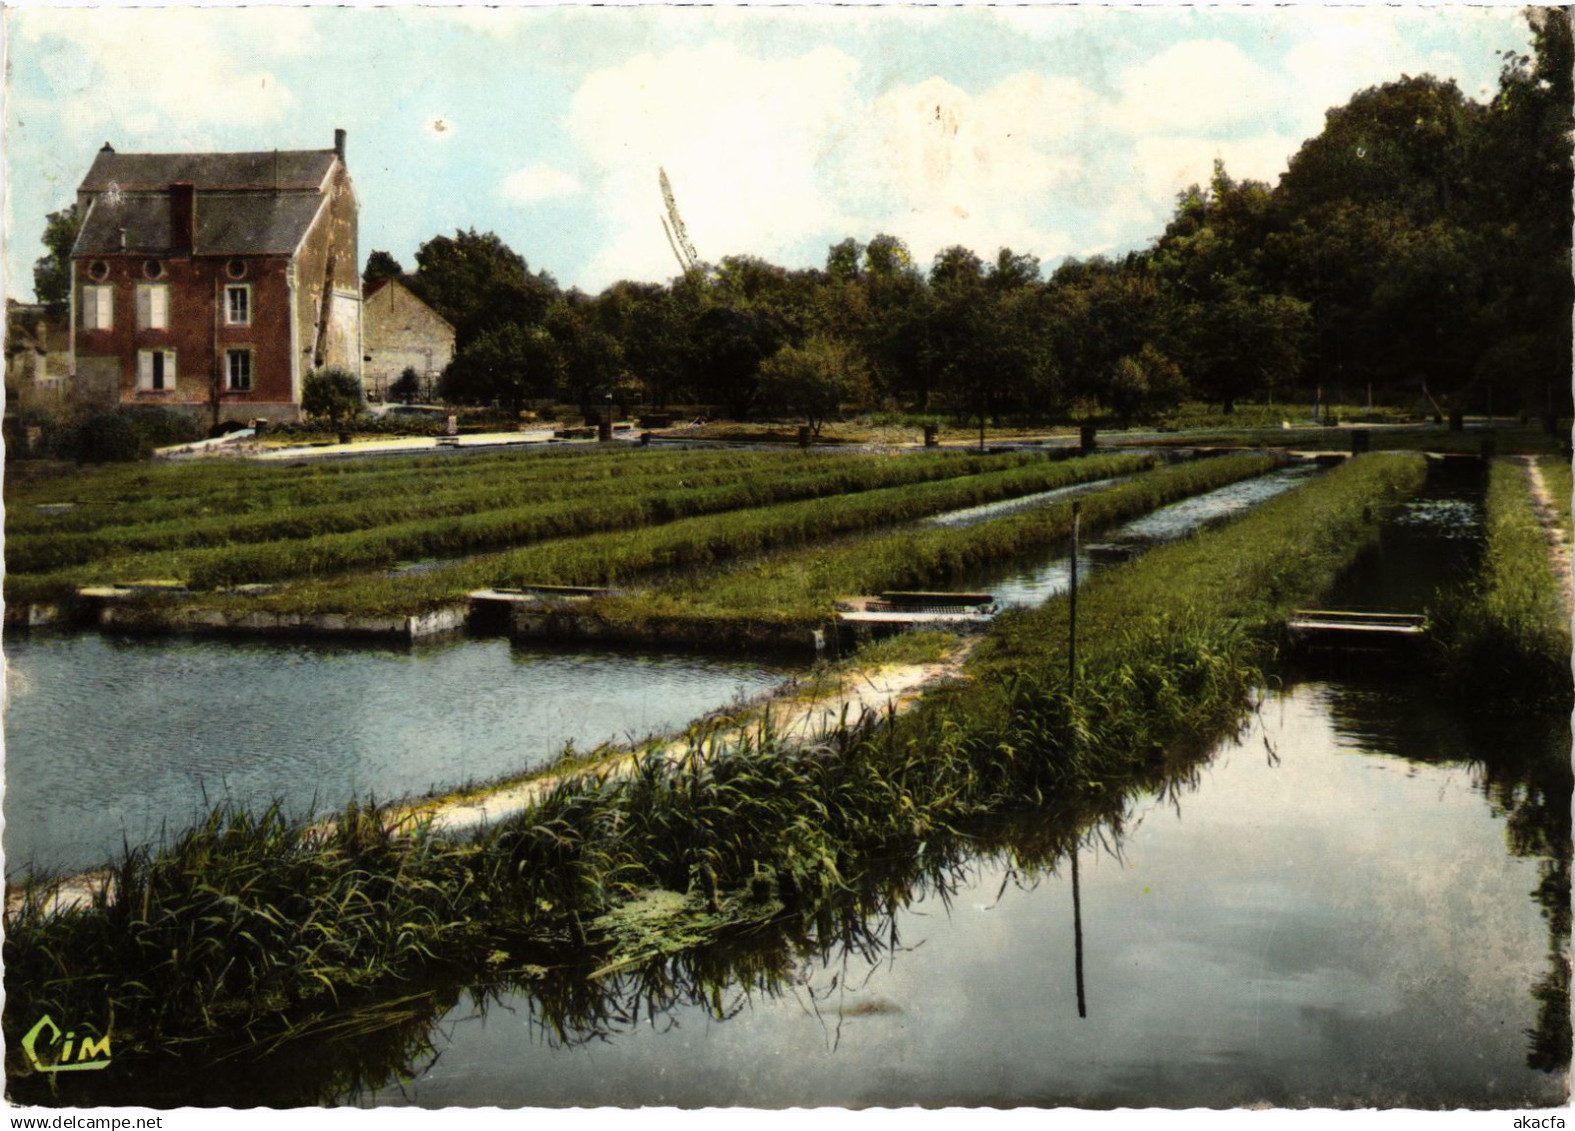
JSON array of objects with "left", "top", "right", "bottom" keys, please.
[
  {"left": 361, "top": 277, "right": 454, "bottom": 403},
  {"left": 69, "top": 129, "right": 362, "bottom": 423}
]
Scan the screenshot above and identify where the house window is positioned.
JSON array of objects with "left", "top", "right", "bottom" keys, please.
[
  {"left": 137, "top": 349, "right": 177, "bottom": 392},
  {"left": 136, "top": 284, "right": 169, "bottom": 330},
  {"left": 88, "top": 260, "right": 109, "bottom": 281},
  {"left": 81, "top": 285, "right": 114, "bottom": 330},
  {"left": 226, "top": 349, "right": 253, "bottom": 392},
  {"left": 225, "top": 285, "right": 251, "bottom": 326},
  {"left": 143, "top": 260, "right": 165, "bottom": 280},
  {"left": 226, "top": 259, "right": 247, "bottom": 280}
]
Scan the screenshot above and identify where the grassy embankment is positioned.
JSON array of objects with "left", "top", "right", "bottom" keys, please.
[
  {"left": 683, "top": 402, "right": 1412, "bottom": 444},
  {"left": 5, "top": 447, "right": 1119, "bottom": 607},
  {"left": 1433, "top": 459, "right": 1573, "bottom": 709},
  {"left": 4, "top": 453, "right": 1425, "bottom": 1077}
]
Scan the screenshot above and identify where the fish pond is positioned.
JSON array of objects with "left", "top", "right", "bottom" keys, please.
[
  {"left": 342, "top": 677, "right": 1567, "bottom": 1110},
  {"left": 4, "top": 453, "right": 1566, "bottom": 1109},
  {"left": 2, "top": 636, "right": 792, "bottom": 875}
]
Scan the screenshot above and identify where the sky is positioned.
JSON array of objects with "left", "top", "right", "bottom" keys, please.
[{"left": 4, "top": 4, "right": 1533, "bottom": 302}]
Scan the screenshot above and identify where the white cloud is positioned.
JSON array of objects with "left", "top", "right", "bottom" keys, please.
[
  {"left": 15, "top": 8, "right": 314, "bottom": 147},
  {"left": 1111, "top": 39, "right": 1282, "bottom": 136},
  {"left": 501, "top": 164, "right": 581, "bottom": 204},
  {"left": 835, "top": 72, "right": 1096, "bottom": 263},
  {"left": 568, "top": 41, "right": 864, "bottom": 283}
]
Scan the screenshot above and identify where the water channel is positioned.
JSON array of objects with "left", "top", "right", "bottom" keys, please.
[
  {"left": 319, "top": 455, "right": 1557, "bottom": 1109},
  {"left": 2, "top": 638, "right": 791, "bottom": 875},
  {"left": 343, "top": 680, "right": 1566, "bottom": 1110}
]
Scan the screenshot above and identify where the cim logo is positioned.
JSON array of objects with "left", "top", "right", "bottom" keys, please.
[{"left": 21, "top": 1014, "right": 112, "bottom": 1073}]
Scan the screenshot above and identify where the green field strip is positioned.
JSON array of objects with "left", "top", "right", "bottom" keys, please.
[
  {"left": 7, "top": 452, "right": 1063, "bottom": 596},
  {"left": 171, "top": 451, "right": 1161, "bottom": 618},
  {"left": 8, "top": 449, "right": 1022, "bottom": 572}
]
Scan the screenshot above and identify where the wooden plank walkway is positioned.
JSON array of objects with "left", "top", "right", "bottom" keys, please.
[
  {"left": 1286, "top": 609, "right": 1428, "bottom": 649},
  {"left": 838, "top": 591, "right": 999, "bottom": 630},
  {"left": 469, "top": 585, "right": 621, "bottom": 607}
]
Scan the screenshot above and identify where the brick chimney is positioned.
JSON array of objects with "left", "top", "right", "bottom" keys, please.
[
  {"left": 169, "top": 182, "right": 196, "bottom": 255},
  {"left": 334, "top": 128, "right": 346, "bottom": 161}
]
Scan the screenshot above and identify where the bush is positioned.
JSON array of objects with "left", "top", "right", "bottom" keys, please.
[
  {"left": 302, "top": 368, "right": 365, "bottom": 429},
  {"left": 390, "top": 367, "right": 423, "bottom": 403},
  {"left": 62, "top": 410, "right": 149, "bottom": 463},
  {"left": 132, "top": 408, "right": 206, "bottom": 449}
]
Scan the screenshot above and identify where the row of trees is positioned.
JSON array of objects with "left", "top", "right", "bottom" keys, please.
[{"left": 36, "top": 12, "right": 1569, "bottom": 431}]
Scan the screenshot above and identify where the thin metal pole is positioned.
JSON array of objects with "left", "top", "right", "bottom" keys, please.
[
  {"left": 1069, "top": 497, "right": 1086, "bottom": 1018},
  {"left": 1069, "top": 501, "right": 1080, "bottom": 694},
  {"left": 1072, "top": 846, "right": 1087, "bottom": 1018}
]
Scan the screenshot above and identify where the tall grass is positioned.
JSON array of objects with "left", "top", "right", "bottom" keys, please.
[{"left": 1433, "top": 460, "right": 1573, "bottom": 709}]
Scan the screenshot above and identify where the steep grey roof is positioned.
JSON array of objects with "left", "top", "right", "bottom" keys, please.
[
  {"left": 78, "top": 149, "right": 336, "bottom": 193},
  {"left": 73, "top": 191, "right": 326, "bottom": 257}
]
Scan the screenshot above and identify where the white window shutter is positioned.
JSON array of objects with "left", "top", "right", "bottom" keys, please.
[
  {"left": 164, "top": 350, "right": 177, "bottom": 390},
  {"left": 138, "top": 351, "right": 152, "bottom": 390},
  {"left": 97, "top": 287, "right": 112, "bottom": 329},
  {"left": 151, "top": 287, "right": 168, "bottom": 329},
  {"left": 136, "top": 287, "right": 150, "bottom": 329}
]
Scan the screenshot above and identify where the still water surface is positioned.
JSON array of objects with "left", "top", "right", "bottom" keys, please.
[
  {"left": 361, "top": 679, "right": 1567, "bottom": 1108},
  {"left": 2, "top": 636, "right": 791, "bottom": 874}
]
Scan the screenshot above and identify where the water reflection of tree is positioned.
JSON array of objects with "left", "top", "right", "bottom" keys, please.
[{"left": 1320, "top": 677, "right": 1572, "bottom": 1076}]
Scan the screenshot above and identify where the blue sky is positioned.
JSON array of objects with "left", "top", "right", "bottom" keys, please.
[{"left": 5, "top": 4, "right": 1531, "bottom": 301}]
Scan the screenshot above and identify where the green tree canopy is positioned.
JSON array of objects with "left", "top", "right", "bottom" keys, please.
[
  {"left": 755, "top": 334, "right": 873, "bottom": 435},
  {"left": 364, "top": 250, "right": 404, "bottom": 285},
  {"left": 34, "top": 205, "right": 81, "bottom": 310},
  {"left": 409, "top": 229, "right": 558, "bottom": 349},
  {"left": 302, "top": 368, "right": 365, "bottom": 429},
  {"left": 440, "top": 322, "right": 562, "bottom": 415}
]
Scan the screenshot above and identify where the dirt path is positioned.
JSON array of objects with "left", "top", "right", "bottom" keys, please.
[{"left": 1520, "top": 456, "right": 1573, "bottom": 616}]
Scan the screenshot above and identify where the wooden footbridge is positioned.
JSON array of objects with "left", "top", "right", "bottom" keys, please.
[
  {"left": 1285, "top": 609, "right": 1429, "bottom": 651},
  {"left": 837, "top": 591, "right": 999, "bottom": 633}
]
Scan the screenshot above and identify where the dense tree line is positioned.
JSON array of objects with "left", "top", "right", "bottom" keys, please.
[{"left": 360, "top": 10, "right": 1568, "bottom": 426}]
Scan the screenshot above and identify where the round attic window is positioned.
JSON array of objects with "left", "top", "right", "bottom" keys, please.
[
  {"left": 143, "top": 259, "right": 165, "bottom": 279},
  {"left": 88, "top": 260, "right": 109, "bottom": 280},
  {"left": 226, "top": 259, "right": 247, "bottom": 280}
]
